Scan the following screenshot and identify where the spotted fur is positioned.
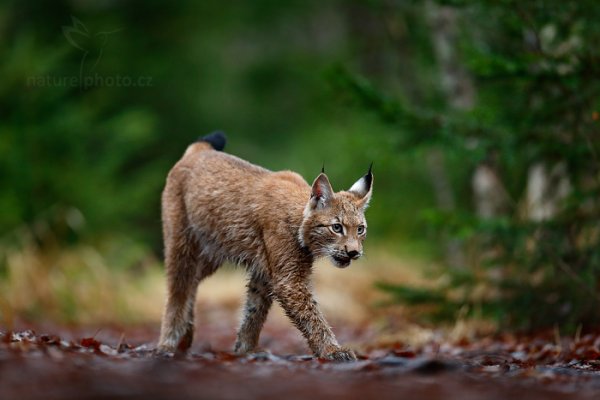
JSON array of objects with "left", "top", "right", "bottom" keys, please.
[{"left": 158, "top": 137, "right": 373, "bottom": 361}]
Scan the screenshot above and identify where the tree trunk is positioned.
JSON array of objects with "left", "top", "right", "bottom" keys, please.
[{"left": 426, "top": 2, "right": 476, "bottom": 269}]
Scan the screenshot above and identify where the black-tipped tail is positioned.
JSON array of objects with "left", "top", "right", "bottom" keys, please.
[{"left": 198, "top": 131, "right": 227, "bottom": 151}]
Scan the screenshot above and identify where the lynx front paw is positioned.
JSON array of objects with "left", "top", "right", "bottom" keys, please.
[
  {"left": 322, "top": 347, "right": 357, "bottom": 362},
  {"left": 233, "top": 340, "right": 255, "bottom": 355}
]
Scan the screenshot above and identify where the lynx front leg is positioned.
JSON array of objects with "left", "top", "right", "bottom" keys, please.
[
  {"left": 273, "top": 279, "right": 357, "bottom": 361},
  {"left": 234, "top": 272, "right": 273, "bottom": 354}
]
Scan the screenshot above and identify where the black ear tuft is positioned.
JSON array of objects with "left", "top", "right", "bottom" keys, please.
[
  {"left": 365, "top": 162, "right": 373, "bottom": 188},
  {"left": 322, "top": 163, "right": 325, "bottom": 174}
]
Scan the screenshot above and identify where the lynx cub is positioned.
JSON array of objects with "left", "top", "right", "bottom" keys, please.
[{"left": 158, "top": 132, "right": 372, "bottom": 361}]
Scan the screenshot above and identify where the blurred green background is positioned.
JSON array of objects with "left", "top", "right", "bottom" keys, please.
[{"left": 1, "top": 0, "right": 600, "bottom": 332}]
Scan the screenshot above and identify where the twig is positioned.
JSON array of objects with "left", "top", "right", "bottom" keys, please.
[
  {"left": 117, "top": 332, "right": 126, "bottom": 353},
  {"left": 555, "top": 257, "right": 600, "bottom": 303},
  {"left": 92, "top": 327, "right": 103, "bottom": 339}
]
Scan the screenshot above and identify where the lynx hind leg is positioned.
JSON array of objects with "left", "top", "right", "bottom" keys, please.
[
  {"left": 234, "top": 272, "right": 273, "bottom": 354},
  {"left": 158, "top": 228, "right": 218, "bottom": 353}
]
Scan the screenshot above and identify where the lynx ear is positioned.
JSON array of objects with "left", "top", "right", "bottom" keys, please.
[
  {"left": 310, "top": 173, "right": 334, "bottom": 209},
  {"left": 349, "top": 163, "right": 373, "bottom": 209}
]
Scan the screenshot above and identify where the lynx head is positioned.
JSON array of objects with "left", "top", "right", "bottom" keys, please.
[{"left": 299, "top": 166, "right": 373, "bottom": 268}]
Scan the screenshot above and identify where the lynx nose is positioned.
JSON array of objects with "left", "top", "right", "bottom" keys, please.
[{"left": 347, "top": 250, "right": 360, "bottom": 259}]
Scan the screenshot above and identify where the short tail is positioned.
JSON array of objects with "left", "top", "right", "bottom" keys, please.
[{"left": 198, "top": 131, "right": 227, "bottom": 151}]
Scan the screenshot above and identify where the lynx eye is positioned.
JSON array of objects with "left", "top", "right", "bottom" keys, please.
[
  {"left": 357, "top": 225, "right": 365, "bottom": 235},
  {"left": 331, "top": 223, "right": 344, "bottom": 234}
]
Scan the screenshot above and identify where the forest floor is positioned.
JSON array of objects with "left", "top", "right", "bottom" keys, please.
[
  {"left": 3, "top": 318, "right": 600, "bottom": 399},
  {"left": 3, "top": 253, "right": 600, "bottom": 399}
]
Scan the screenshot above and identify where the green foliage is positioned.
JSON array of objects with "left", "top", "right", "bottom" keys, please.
[
  {"left": 0, "top": 0, "right": 435, "bottom": 254},
  {"left": 3, "top": 0, "right": 600, "bottom": 330},
  {"left": 343, "top": 0, "right": 600, "bottom": 330}
]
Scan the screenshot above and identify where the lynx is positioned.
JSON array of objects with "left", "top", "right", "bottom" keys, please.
[{"left": 157, "top": 132, "right": 373, "bottom": 361}]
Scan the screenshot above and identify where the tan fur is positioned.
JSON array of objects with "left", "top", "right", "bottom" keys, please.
[{"left": 157, "top": 140, "right": 372, "bottom": 361}]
